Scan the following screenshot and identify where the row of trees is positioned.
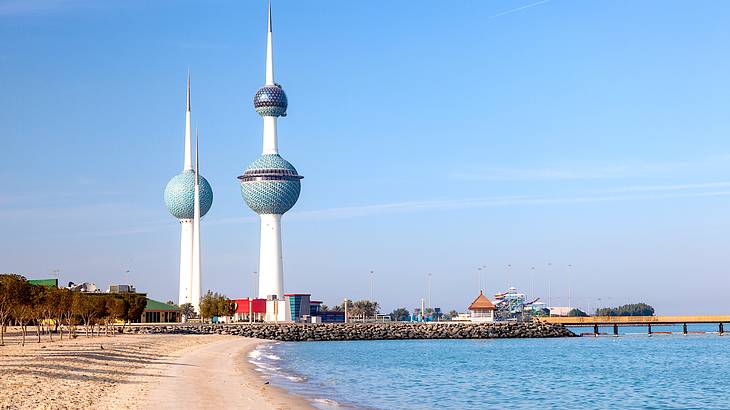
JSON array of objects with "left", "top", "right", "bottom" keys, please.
[
  {"left": 595, "top": 303, "right": 655, "bottom": 317},
  {"left": 325, "top": 300, "right": 380, "bottom": 320},
  {"left": 0, "top": 274, "right": 146, "bottom": 346},
  {"left": 199, "top": 291, "right": 235, "bottom": 322}
]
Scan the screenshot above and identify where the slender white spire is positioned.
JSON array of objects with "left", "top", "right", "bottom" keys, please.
[
  {"left": 183, "top": 70, "right": 193, "bottom": 171},
  {"left": 191, "top": 128, "right": 202, "bottom": 312},
  {"left": 265, "top": 0, "right": 275, "bottom": 85}
]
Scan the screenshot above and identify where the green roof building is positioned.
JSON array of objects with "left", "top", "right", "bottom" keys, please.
[
  {"left": 142, "top": 299, "right": 181, "bottom": 323},
  {"left": 29, "top": 278, "right": 59, "bottom": 288}
]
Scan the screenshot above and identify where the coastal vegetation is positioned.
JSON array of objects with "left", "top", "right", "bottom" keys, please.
[
  {"left": 199, "top": 291, "right": 236, "bottom": 322},
  {"left": 595, "top": 303, "right": 655, "bottom": 316},
  {"left": 0, "top": 274, "right": 146, "bottom": 346},
  {"left": 568, "top": 308, "right": 589, "bottom": 317},
  {"left": 390, "top": 307, "right": 410, "bottom": 321}
]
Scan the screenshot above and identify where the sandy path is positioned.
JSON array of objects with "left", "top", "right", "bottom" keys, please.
[{"left": 135, "top": 337, "right": 314, "bottom": 410}]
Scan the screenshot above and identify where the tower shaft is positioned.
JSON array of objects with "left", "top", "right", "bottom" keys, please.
[
  {"left": 191, "top": 131, "right": 202, "bottom": 312},
  {"left": 178, "top": 220, "right": 193, "bottom": 306},
  {"left": 263, "top": 116, "right": 278, "bottom": 154},
  {"left": 258, "top": 213, "right": 283, "bottom": 299}
]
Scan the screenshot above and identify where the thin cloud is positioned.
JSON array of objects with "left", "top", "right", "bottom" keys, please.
[
  {"left": 288, "top": 189, "right": 730, "bottom": 221},
  {"left": 591, "top": 181, "right": 730, "bottom": 194},
  {"left": 489, "top": 0, "right": 550, "bottom": 19}
]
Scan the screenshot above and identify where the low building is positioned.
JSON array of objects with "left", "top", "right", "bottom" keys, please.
[
  {"left": 548, "top": 306, "right": 574, "bottom": 317},
  {"left": 142, "top": 299, "right": 180, "bottom": 323},
  {"left": 226, "top": 298, "right": 267, "bottom": 322},
  {"left": 108, "top": 284, "right": 136, "bottom": 293},
  {"left": 468, "top": 291, "right": 495, "bottom": 322}
]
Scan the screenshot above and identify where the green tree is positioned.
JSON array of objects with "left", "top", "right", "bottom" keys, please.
[
  {"left": 199, "top": 290, "right": 217, "bottom": 322},
  {"left": 11, "top": 280, "right": 32, "bottom": 346},
  {"left": 568, "top": 308, "right": 588, "bottom": 317},
  {"left": 124, "top": 294, "right": 147, "bottom": 325},
  {"left": 106, "top": 297, "right": 127, "bottom": 335},
  {"left": 351, "top": 300, "right": 379, "bottom": 320},
  {"left": 446, "top": 310, "right": 460, "bottom": 320},
  {"left": 73, "top": 293, "right": 106, "bottom": 337},
  {"left": 0, "top": 274, "right": 28, "bottom": 345},
  {"left": 180, "top": 303, "right": 195, "bottom": 319},
  {"left": 29, "top": 284, "right": 48, "bottom": 343},
  {"left": 390, "top": 307, "right": 410, "bottom": 321},
  {"left": 595, "top": 303, "right": 655, "bottom": 317}
]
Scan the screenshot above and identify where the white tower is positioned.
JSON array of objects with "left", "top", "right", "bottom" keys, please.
[
  {"left": 239, "top": 1, "right": 302, "bottom": 300},
  {"left": 164, "top": 74, "right": 213, "bottom": 315}
]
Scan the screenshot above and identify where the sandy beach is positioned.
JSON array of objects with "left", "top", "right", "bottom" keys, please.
[{"left": 0, "top": 331, "right": 314, "bottom": 410}]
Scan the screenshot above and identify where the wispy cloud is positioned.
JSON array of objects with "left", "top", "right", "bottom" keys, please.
[
  {"left": 489, "top": 0, "right": 550, "bottom": 19},
  {"left": 201, "top": 182, "right": 730, "bottom": 224},
  {"left": 288, "top": 188, "right": 730, "bottom": 220}
]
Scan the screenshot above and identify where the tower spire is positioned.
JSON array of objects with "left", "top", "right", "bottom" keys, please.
[
  {"left": 183, "top": 71, "right": 193, "bottom": 171},
  {"left": 265, "top": 0, "right": 275, "bottom": 85}
]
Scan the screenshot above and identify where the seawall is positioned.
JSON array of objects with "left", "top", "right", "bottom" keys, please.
[{"left": 122, "top": 322, "right": 576, "bottom": 341}]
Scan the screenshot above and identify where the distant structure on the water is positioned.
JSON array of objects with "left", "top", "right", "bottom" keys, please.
[
  {"left": 238, "top": 2, "right": 302, "bottom": 311},
  {"left": 164, "top": 76, "right": 213, "bottom": 314}
]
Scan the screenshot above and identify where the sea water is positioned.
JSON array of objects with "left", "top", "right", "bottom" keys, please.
[{"left": 250, "top": 329, "right": 730, "bottom": 409}]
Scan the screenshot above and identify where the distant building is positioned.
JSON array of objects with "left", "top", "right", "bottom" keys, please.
[
  {"left": 548, "top": 306, "right": 574, "bottom": 317},
  {"left": 223, "top": 298, "right": 267, "bottom": 322},
  {"left": 108, "top": 284, "right": 136, "bottom": 294},
  {"left": 66, "top": 282, "right": 99, "bottom": 293},
  {"left": 468, "top": 291, "right": 495, "bottom": 323},
  {"left": 142, "top": 299, "right": 181, "bottom": 323}
]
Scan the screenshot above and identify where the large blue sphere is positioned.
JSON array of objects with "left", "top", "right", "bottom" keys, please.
[
  {"left": 238, "top": 154, "right": 302, "bottom": 215},
  {"left": 253, "top": 85, "right": 288, "bottom": 117},
  {"left": 164, "top": 171, "right": 213, "bottom": 219}
]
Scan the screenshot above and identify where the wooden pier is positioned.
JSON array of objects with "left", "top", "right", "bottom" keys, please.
[{"left": 538, "top": 315, "right": 730, "bottom": 336}]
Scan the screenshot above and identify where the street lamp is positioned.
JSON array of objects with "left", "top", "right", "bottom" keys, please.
[
  {"left": 369, "top": 270, "right": 375, "bottom": 302},
  {"left": 252, "top": 271, "right": 258, "bottom": 298},
  {"left": 427, "top": 273, "right": 432, "bottom": 309}
]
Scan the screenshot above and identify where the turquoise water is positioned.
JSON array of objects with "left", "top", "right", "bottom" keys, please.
[{"left": 251, "top": 331, "right": 730, "bottom": 409}]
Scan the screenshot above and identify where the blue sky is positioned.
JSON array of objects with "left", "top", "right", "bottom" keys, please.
[{"left": 1, "top": 0, "right": 729, "bottom": 314}]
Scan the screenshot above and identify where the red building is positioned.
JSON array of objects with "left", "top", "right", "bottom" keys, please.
[{"left": 227, "top": 298, "right": 267, "bottom": 322}]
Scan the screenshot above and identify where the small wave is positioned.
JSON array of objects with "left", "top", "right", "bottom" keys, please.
[
  {"left": 264, "top": 354, "right": 281, "bottom": 361},
  {"left": 312, "top": 398, "right": 343, "bottom": 408},
  {"left": 285, "top": 375, "right": 307, "bottom": 382}
]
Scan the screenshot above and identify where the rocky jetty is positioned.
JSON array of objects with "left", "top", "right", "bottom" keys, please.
[{"left": 122, "top": 321, "right": 575, "bottom": 341}]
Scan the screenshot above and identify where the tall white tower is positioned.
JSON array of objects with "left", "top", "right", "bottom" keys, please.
[
  {"left": 239, "top": 2, "right": 302, "bottom": 299},
  {"left": 164, "top": 75, "right": 213, "bottom": 313}
]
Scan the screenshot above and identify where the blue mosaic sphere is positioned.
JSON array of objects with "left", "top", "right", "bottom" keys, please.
[
  {"left": 238, "top": 154, "right": 302, "bottom": 215},
  {"left": 164, "top": 171, "right": 213, "bottom": 219},
  {"left": 253, "top": 85, "right": 288, "bottom": 117}
]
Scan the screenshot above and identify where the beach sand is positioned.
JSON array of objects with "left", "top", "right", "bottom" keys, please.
[{"left": 0, "top": 331, "right": 314, "bottom": 410}]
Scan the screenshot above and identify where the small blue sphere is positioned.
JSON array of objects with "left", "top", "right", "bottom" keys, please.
[
  {"left": 253, "top": 85, "right": 288, "bottom": 117},
  {"left": 238, "top": 154, "right": 302, "bottom": 215},
  {"left": 164, "top": 171, "right": 213, "bottom": 219}
]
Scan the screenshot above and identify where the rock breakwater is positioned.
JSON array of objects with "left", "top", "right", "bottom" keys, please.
[{"left": 122, "top": 321, "right": 575, "bottom": 341}]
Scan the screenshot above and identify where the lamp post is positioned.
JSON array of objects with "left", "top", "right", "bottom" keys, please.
[
  {"left": 368, "top": 269, "right": 375, "bottom": 302},
  {"left": 344, "top": 298, "right": 350, "bottom": 323},
  {"left": 567, "top": 264, "right": 573, "bottom": 309},
  {"left": 427, "top": 273, "right": 432, "bottom": 309}
]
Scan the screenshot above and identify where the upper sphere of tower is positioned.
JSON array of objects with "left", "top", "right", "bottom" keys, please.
[
  {"left": 253, "top": 85, "right": 288, "bottom": 117},
  {"left": 164, "top": 171, "right": 213, "bottom": 219},
  {"left": 238, "top": 154, "right": 302, "bottom": 215}
]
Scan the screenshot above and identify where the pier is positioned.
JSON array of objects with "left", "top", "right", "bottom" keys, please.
[{"left": 539, "top": 315, "right": 730, "bottom": 336}]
